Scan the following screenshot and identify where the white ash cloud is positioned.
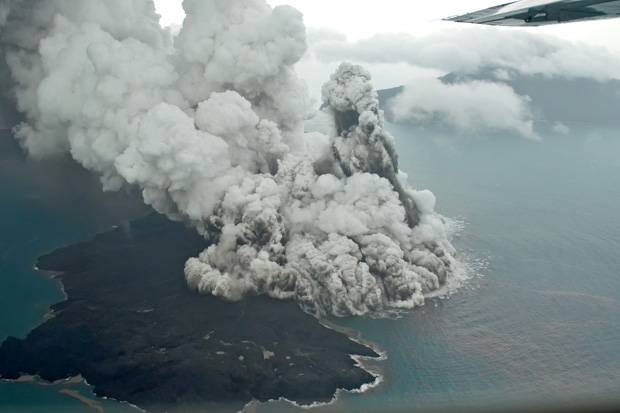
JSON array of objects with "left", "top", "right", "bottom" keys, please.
[
  {"left": 389, "top": 78, "right": 537, "bottom": 140},
  {"left": 186, "top": 64, "right": 456, "bottom": 316},
  {"left": 174, "top": 0, "right": 310, "bottom": 135},
  {"left": 1, "top": 0, "right": 457, "bottom": 317}
]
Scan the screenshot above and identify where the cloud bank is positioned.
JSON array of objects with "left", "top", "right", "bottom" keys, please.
[
  {"left": 1, "top": 0, "right": 457, "bottom": 317},
  {"left": 389, "top": 78, "right": 537, "bottom": 139},
  {"left": 311, "top": 29, "right": 620, "bottom": 81},
  {"left": 309, "top": 28, "right": 620, "bottom": 139}
]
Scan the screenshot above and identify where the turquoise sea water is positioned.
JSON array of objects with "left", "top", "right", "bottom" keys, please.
[
  {"left": 261, "top": 124, "right": 620, "bottom": 412},
  {"left": 0, "top": 131, "right": 145, "bottom": 412},
  {"left": 2, "top": 124, "right": 620, "bottom": 412}
]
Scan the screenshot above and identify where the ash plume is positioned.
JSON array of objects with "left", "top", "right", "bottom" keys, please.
[{"left": 1, "top": 0, "right": 457, "bottom": 317}]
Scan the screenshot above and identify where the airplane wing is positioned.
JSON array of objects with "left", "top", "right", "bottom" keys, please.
[{"left": 446, "top": 0, "right": 620, "bottom": 26}]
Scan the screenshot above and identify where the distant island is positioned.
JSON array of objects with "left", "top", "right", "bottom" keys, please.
[{"left": 0, "top": 214, "right": 379, "bottom": 412}]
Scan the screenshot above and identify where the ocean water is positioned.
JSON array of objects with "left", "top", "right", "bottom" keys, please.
[
  {"left": 260, "top": 124, "right": 620, "bottom": 412},
  {"left": 0, "top": 131, "right": 145, "bottom": 412},
  {"left": 2, "top": 124, "right": 620, "bottom": 412}
]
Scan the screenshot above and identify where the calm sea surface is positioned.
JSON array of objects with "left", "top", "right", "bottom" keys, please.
[
  {"left": 2, "top": 123, "right": 620, "bottom": 412},
  {"left": 0, "top": 131, "right": 145, "bottom": 412}
]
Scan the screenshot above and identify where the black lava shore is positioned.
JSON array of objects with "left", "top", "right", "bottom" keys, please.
[{"left": 0, "top": 214, "right": 378, "bottom": 412}]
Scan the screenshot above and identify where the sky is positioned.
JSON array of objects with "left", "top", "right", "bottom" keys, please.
[
  {"left": 153, "top": 0, "right": 620, "bottom": 96},
  {"left": 154, "top": 0, "right": 620, "bottom": 48}
]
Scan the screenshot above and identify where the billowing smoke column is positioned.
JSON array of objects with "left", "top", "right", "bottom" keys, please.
[{"left": 1, "top": 0, "right": 457, "bottom": 317}]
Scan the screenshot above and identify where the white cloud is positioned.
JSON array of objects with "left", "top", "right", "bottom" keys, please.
[
  {"left": 153, "top": 0, "right": 184, "bottom": 28},
  {"left": 552, "top": 122, "right": 571, "bottom": 135},
  {"left": 390, "top": 78, "right": 538, "bottom": 139},
  {"left": 302, "top": 25, "right": 620, "bottom": 140},
  {"left": 311, "top": 29, "right": 620, "bottom": 81},
  {"left": 153, "top": 0, "right": 620, "bottom": 53}
]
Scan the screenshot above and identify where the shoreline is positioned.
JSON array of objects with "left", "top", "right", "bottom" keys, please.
[
  {"left": 241, "top": 321, "right": 387, "bottom": 412},
  {"left": 26, "top": 260, "right": 386, "bottom": 413},
  {"left": 6, "top": 212, "right": 486, "bottom": 413},
  {"left": 2, "top": 374, "right": 145, "bottom": 413},
  {"left": 0, "top": 214, "right": 381, "bottom": 412},
  {"left": 58, "top": 389, "right": 104, "bottom": 413},
  {"left": 28, "top": 221, "right": 127, "bottom": 326}
]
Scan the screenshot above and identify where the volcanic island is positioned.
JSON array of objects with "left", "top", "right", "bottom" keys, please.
[{"left": 0, "top": 213, "right": 379, "bottom": 412}]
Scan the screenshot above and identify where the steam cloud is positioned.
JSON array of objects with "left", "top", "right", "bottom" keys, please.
[{"left": 1, "top": 0, "right": 456, "bottom": 317}]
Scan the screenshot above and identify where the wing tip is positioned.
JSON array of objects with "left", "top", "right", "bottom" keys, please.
[{"left": 445, "top": 0, "right": 620, "bottom": 26}]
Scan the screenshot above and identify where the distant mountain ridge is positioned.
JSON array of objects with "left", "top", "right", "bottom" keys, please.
[{"left": 377, "top": 86, "right": 404, "bottom": 104}]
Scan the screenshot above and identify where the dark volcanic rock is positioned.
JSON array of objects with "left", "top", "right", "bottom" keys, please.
[{"left": 0, "top": 214, "right": 378, "bottom": 412}]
